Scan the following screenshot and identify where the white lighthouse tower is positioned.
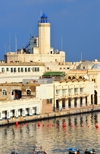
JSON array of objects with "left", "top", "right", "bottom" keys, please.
[{"left": 38, "top": 13, "right": 50, "bottom": 54}]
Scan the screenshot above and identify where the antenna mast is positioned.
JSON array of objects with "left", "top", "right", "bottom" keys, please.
[
  {"left": 9, "top": 33, "right": 10, "bottom": 52},
  {"left": 61, "top": 37, "right": 63, "bottom": 51},
  {"left": 30, "top": 28, "right": 32, "bottom": 38},
  {"left": 15, "top": 33, "right": 17, "bottom": 53},
  {"left": 81, "top": 52, "right": 82, "bottom": 61}
]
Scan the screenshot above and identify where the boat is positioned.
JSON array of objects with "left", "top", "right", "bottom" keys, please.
[
  {"left": 33, "top": 148, "right": 47, "bottom": 154},
  {"left": 84, "top": 148, "right": 96, "bottom": 154},
  {"left": 11, "top": 150, "right": 47, "bottom": 154},
  {"left": 11, "top": 152, "right": 17, "bottom": 154},
  {"left": 68, "top": 147, "right": 80, "bottom": 154}
]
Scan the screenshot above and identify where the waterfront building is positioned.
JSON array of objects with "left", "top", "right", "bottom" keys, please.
[
  {"left": 0, "top": 78, "right": 94, "bottom": 120},
  {"left": 0, "top": 62, "right": 45, "bottom": 83},
  {"left": 66, "top": 60, "right": 100, "bottom": 105},
  {"left": 53, "top": 78, "right": 94, "bottom": 111}
]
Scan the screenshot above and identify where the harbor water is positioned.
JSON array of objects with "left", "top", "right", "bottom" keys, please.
[{"left": 0, "top": 112, "right": 100, "bottom": 154}]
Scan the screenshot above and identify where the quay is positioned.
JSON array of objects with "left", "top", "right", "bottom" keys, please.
[{"left": 0, "top": 105, "right": 100, "bottom": 126}]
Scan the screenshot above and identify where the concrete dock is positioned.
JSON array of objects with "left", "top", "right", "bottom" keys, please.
[{"left": 0, "top": 105, "right": 100, "bottom": 126}]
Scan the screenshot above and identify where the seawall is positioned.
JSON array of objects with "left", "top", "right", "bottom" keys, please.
[{"left": 0, "top": 105, "right": 100, "bottom": 126}]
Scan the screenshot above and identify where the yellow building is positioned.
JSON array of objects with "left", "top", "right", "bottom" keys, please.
[{"left": 66, "top": 61, "right": 100, "bottom": 105}]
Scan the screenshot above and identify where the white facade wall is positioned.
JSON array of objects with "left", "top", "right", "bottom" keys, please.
[
  {"left": 0, "top": 65, "right": 45, "bottom": 83},
  {"left": 53, "top": 80, "right": 94, "bottom": 109},
  {"left": 36, "top": 84, "right": 53, "bottom": 100},
  {"left": 0, "top": 98, "right": 41, "bottom": 120}
]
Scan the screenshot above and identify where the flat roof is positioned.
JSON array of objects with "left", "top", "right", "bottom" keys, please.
[
  {"left": 43, "top": 72, "right": 65, "bottom": 76},
  {"left": 0, "top": 62, "right": 45, "bottom": 66}
]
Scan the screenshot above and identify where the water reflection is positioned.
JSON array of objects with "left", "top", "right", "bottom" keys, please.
[{"left": 0, "top": 112, "right": 100, "bottom": 153}]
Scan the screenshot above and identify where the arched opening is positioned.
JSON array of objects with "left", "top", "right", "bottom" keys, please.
[
  {"left": 91, "top": 94, "right": 93, "bottom": 105},
  {"left": 72, "top": 76, "right": 76, "bottom": 79},
  {"left": 94, "top": 90, "right": 97, "bottom": 105},
  {"left": 79, "top": 76, "right": 82, "bottom": 79},
  {"left": 68, "top": 98, "right": 71, "bottom": 108},
  {"left": 26, "top": 108, "right": 29, "bottom": 116},
  {"left": 56, "top": 100, "right": 59, "bottom": 109},
  {"left": 11, "top": 110, "right": 15, "bottom": 118},
  {"left": 62, "top": 99, "right": 65, "bottom": 108},
  {"left": 68, "top": 76, "right": 71, "bottom": 79},
  {"left": 74, "top": 98, "right": 77, "bottom": 107},
  {"left": 80, "top": 97, "right": 82, "bottom": 106},
  {"left": 19, "top": 109, "right": 22, "bottom": 116},
  {"left": 86, "top": 97, "right": 87, "bottom": 106},
  {"left": 5, "top": 111, "right": 7, "bottom": 119},
  {"left": 11, "top": 89, "right": 22, "bottom": 100}
]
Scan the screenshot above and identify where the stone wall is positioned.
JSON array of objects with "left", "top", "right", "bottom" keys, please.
[{"left": 42, "top": 99, "right": 52, "bottom": 113}]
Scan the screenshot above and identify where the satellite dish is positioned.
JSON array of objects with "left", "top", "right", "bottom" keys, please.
[{"left": 84, "top": 75, "right": 89, "bottom": 79}]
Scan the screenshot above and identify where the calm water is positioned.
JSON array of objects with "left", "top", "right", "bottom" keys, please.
[{"left": 0, "top": 112, "right": 100, "bottom": 154}]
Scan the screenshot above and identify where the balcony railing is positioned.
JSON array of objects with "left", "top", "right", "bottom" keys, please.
[{"left": 55, "top": 91, "right": 89, "bottom": 98}]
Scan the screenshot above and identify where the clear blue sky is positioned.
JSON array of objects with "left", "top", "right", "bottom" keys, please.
[{"left": 0, "top": 0, "right": 100, "bottom": 62}]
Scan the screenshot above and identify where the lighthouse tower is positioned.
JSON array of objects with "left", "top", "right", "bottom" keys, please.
[{"left": 38, "top": 13, "right": 50, "bottom": 54}]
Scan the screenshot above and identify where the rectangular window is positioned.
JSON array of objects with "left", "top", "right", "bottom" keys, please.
[
  {"left": 6, "top": 68, "right": 9, "bottom": 72},
  {"left": 21, "top": 68, "right": 23, "bottom": 72},
  {"left": 32, "top": 67, "right": 35, "bottom": 72},
  {"left": 56, "top": 90, "right": 60, "bottom": 95},
  {"left": 34, "top": 39, "right": 36, "bottom": 44},
  {"left": 80, "top": 88, "right": 84, "bottom": 93},
  {"left": 36, "top": 67, "right": 39, "bottom": 72},
  {"left": 11, "top": 68, "right": 13, "bottom": 72},
  {"left": 2, "top": 68, "right": 5, "bottom": 72},
  {"left": 62, "top": 89, "right": 66, "bottom": 95},
  {"left": 35, "top": 67, "right": 37, "bottom": 72},
  {"left": 92, "top": 79, "right": 96, "bottom": 83},
  {"left": 25, "top": 68, "right": 27, "bottom": 72},
  {"left": 2, "top": 89, "right": 7, "bottom": 95},
  {"left": 28, "top": 68, "right": 30, "bottom": 72},
  {"left": 14, "top": 68, "right": 16, "bottom": 72},
  {"left": 47, "top": 99, "right": 52, "bottom": 104},
  {"left": 68, "top": 89, "right": 72, "bottom": 94},
  {"left": 74, "top": 88, "right": 78, "bottom": 95},
  {"left": 18, "top": 68, "right": 20, "bottom": 72}
]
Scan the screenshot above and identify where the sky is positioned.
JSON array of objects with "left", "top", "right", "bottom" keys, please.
[{"left": 0, "top": 0, "right": 100, "bottom": 62}]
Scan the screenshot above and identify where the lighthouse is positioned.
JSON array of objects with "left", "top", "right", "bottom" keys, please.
[{"left": 38, "top": 13, "right": 50, "bottom": 54}]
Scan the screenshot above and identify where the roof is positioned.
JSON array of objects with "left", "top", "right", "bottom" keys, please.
[
  {"left": 43, "top": 72, "right": 65, "bottom": 77},
  {"left": 0, "top": 62, "right": 45, "bottom": 66},
  {"left": 91, "top": 64, "right": 100, "bottom": 69},
  {"left": 76, "top": 60, "right": 94, "bottom": 69},
  {"left": 41, "top": 13, "right": 47, "bottom": 18},
  {"left": 0, "top": 83, "right": 40, "bottom": 86}
]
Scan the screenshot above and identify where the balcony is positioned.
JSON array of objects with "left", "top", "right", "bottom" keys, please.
[{"left": 55, "top": 91, "right": 89, "bottom": 99}]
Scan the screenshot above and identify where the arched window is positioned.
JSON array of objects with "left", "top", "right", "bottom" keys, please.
[
  {"left": 26, "top": 89, "right": 31, "bottom": 95},
  {"left": 2, "top": 89, "right": 7, "bottom": 95}
]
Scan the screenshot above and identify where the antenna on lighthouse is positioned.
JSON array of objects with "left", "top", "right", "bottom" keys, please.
[{"left": 40, "top": 11, "right": 42, "bottom": 17}]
